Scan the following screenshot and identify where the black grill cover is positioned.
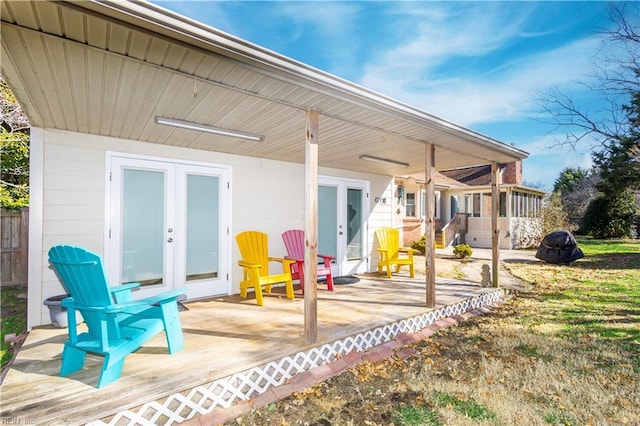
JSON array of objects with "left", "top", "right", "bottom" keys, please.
[{"left": 535, "top": 230, "right": 584, "bottom": 264}]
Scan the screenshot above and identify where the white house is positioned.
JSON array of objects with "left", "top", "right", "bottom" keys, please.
[
  {"left": 1, "top": 0, "right": 529, "bottom": 329},
  {"left": 395, "top": 161, "right": 546, "bottom": 249}
]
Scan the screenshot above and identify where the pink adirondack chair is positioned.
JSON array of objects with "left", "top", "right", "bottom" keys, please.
[{"left": 281, "top": 229, "right": 334, "bottom": 294}]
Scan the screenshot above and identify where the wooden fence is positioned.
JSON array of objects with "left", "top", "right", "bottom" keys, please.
[{"left": 1, "top": 208, "right": 28, "bottom": 287}]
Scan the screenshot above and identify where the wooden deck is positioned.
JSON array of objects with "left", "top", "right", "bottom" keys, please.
[{"left": 1, "top": 274, "right": 499, "bottom": 425}]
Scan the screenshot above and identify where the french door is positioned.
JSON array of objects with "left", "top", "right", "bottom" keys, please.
[
  {"left": 107, "top": 154, "right": 231, "bottom": 300},
  {"left": 318, "top": 177, "right": 369, "bottom": 276}
]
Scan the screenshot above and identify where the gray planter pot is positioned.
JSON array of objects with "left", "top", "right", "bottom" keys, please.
[{"left": 43, "top": 294, "right": 84, "bottom": 328}]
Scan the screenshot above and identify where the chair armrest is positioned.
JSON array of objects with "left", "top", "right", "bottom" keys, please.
[
  {"left": 63, "top": 289, "right": 187, "bottom": 314},
  {"left": 238, "top": 261, "right": 262, "bottom": 270},
  {"left": 268, "top": 257, "right": 296, "bottom": 266},
  {"left": 285, "top": 255, "right": 304, "bottom": 262},
  {"left": 110, "top": 283, "right": 140, "bottom": 293},
  {"left": 110, "top": 282, "right": 140, "bottom": 303},
  {"left": 61, "top": 297, "right": 104, "bottom": 314},
  {"left": 103, "top": 289, "right": 187, "bottom": 313},
  {"left": 399, "top": 247, "right": 419, "bottom": 254},
  {"left": 317, "top": 254, "right": 334, "bottom": 267},
  {"left": 318, "top": 254, "right": 335, "bottom": 261},
  {"left": 61, "top": 299, "right": 106, "bottom": 313}
]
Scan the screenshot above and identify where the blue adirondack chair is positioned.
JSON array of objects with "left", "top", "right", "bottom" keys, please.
[{"left": 48, "top": 245, "right": 187, "bottom": 388}]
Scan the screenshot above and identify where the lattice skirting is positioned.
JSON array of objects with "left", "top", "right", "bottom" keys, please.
[{"left": 92, "top": 288, "right": 502, "bottom": 426}]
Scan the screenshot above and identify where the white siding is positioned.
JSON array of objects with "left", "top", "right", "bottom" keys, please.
[
  {"left": 31, "top": 128, "right": 396, "bottom": 327},
  {"left": 464, "top": 217, "right": 512, "bottom": 249}
]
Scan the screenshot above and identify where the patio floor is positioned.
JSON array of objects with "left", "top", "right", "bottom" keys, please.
[{"left": 0, "top": 273, "right": 501, "bottom": 425}]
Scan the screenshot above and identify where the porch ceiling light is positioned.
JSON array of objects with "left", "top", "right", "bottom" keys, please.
[
  {"left": 155, "top": 116, "right": 264, "bottom": 141},
  {"left": 359, "top": 154, "right": 409, "bottom": 168}
]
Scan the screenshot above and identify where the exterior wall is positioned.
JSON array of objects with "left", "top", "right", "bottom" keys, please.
[
  {"left": 465, "top": 214, "right": 543, "bottom": 249},
  {"left": 402, "top": 218, "right": 423, "bottom": 247},
  {"left": 29, "top": 128, "right": 394, "bottom": 328},
  {"left": 503, "top": 161, "right": 523, "bottom": 185},
  {"left": 393, "top": 177, "right": 446, "bottom": 247},
  {"left": 509, "top": 217, "right": 543, "bottom": 249},
  {"left": 464, "top": 217, "right": 512, "bottom": 249}
]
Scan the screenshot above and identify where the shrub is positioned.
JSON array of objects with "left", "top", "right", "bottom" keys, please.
[
  {"left": 581, "top": 190, "right": 637, "bottom": 238},
  {"left": 411, "top": 236, "right": 426, "bottom": 254},
  {"left": 453, "top": 244, "right": 473, "bottom": 259}
]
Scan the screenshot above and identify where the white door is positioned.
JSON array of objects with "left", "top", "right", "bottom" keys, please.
[
  {"left": 318, "top": 177, "right": 369, "bottom": 276},
  {"left": 107, "top": 155, "right": 231, "bottom": 300}
]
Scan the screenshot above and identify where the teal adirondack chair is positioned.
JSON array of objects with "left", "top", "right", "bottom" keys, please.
[{"left": 48, "top": 245, "right": 187, "bottom": 388}]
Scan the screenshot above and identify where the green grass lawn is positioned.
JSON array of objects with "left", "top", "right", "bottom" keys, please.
[
  {"left": 508, "top": 238, "right": 639, "bottom": 363},
  {"left": 1, "top": 286, "right": 27, "bottom": 370},
  {"left": 244, "top": 238, "right": 640, "bottom": 425}
]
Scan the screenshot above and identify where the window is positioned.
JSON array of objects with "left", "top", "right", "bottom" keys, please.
[
  {"left": 465, "top": 194, "right": 472, "bottom": 215},
  {"left": 482, "top": 193, "right": 492, "bottom": 217},
  {"left": 510, "top": 191, "right": 543, "bottom": 218},
  {"left": 397, "top": 185, "right": 405, "bottom": 206},
  {"left": 472, "top": 193, "right": 481, "bottom": 217},
  {"left": 500, "top": 192, "right": 507, "bottom": 217},
  {"left": 406, "top": 193, "right": 416, "bottom": 217},
  {"left": 450, "top": 195, "right": 460, "bottom": 216}
]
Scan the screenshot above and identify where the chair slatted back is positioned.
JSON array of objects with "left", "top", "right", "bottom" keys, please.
[
  {"left": 375, "top": 227, "right": 401, "bottom": 257},
  {"left": 282, "top": 228, "right": 305, "bottom": 255},
  {"left": 48, "top": 245, "right": 117, "bottom": 337},
  {"left": 236, "top": 231, "right": 270, "bottom": 273}
]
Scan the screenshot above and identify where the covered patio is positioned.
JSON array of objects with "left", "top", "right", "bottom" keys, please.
[
  {"left": 1, "top": 2, "right": 523, "bottom": 424},
  {"left": 1, "top": 275, "right": 500, "bottom": 425}
]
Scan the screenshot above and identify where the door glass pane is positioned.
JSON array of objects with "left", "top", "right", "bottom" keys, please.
[
  {"left": 473, "top": 193, "right": 481, "bottom": 217},
  {"left": 186, "top": 174, "right": 219, "bottom": 281},
  {"left": 406, "top": 193, "right": 416, "bottom": 217},
  {"left": 346, "top": 188, "right": 362, "bottom": 260},
  {"left": 122, "top": 169, "right": 164, "bottom": 286},
  {"left": 450, "top": 195, "right": 459, "bottom": 216},
  {"left": 318, "top": 185, "right": 338, "bottom": 258}
]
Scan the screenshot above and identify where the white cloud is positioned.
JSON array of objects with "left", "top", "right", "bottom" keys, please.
[
  {"left": 380, "top": 2, "right": 536, "bottom": 66},
  {"left": 358, "top": 4, "right": 603, "bottom": 127},
  {"left": 274, "top": 2, "right": 362, "bottom": 36}
]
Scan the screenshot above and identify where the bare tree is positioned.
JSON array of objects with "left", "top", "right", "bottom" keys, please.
[{"left": 541, "top": 3, "right": 640, "bottom": 150}]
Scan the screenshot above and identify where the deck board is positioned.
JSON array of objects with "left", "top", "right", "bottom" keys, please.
[{"left": 1, "top": 274, "right": 495, "bottom": 425}]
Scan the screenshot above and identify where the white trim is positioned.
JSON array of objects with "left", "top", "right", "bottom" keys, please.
[
  {"left": 27, "top": 128, "right": 44, "bottom": 330},
  {"left": 90, "top": 287, "right": 502, "bottom": 425},
  {"left": 318, "top": 176, "right": 370, "bottom": 276},
  {"left": 104, "top": 151, "right": 233, "bottom": 300}
]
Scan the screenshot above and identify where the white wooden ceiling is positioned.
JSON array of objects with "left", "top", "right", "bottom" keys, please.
[{"left": 1, "top": 0, "right": 528, "bottom": 176}]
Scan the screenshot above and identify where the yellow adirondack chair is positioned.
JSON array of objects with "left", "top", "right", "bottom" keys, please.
[
  {"left": 235, "top": 231, "right": 296, "bottom": 306},
  {"left": 375, "top": 227, "right": 418, "bottom": 278}
]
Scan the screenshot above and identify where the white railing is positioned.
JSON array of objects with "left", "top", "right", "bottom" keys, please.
[
  {"left": 438, "top": 213, "right": 467, "bottom": 248},
  {"left": 92, "top": 286, "right": 502, "bottom": 426}
]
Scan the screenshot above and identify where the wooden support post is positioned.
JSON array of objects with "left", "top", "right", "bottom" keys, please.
[
  {"left": 424, "top": 143, "right": 436, "bottom": 307},
  {"left": 304, "top": 110, "right": 319, "bottom": 344},
  {"left": 491, "top": 161, "right": 500, "bottom": 287}
]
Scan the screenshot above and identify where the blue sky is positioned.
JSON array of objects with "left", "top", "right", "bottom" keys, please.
[{"left": 153, "top": 1, "right": 625, "bottom": 190}]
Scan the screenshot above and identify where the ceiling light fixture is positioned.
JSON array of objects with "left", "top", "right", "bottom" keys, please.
[
  {"left": 155, "top": 116, "right": 264, "bottom": 141},
  {"left": 359, "top": 154, "right": 409, "bottom": 168}
]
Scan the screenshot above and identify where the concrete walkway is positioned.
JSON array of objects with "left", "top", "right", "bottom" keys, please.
[{"left": 434, "top": 247, "right": 538, "bottom": 293}]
